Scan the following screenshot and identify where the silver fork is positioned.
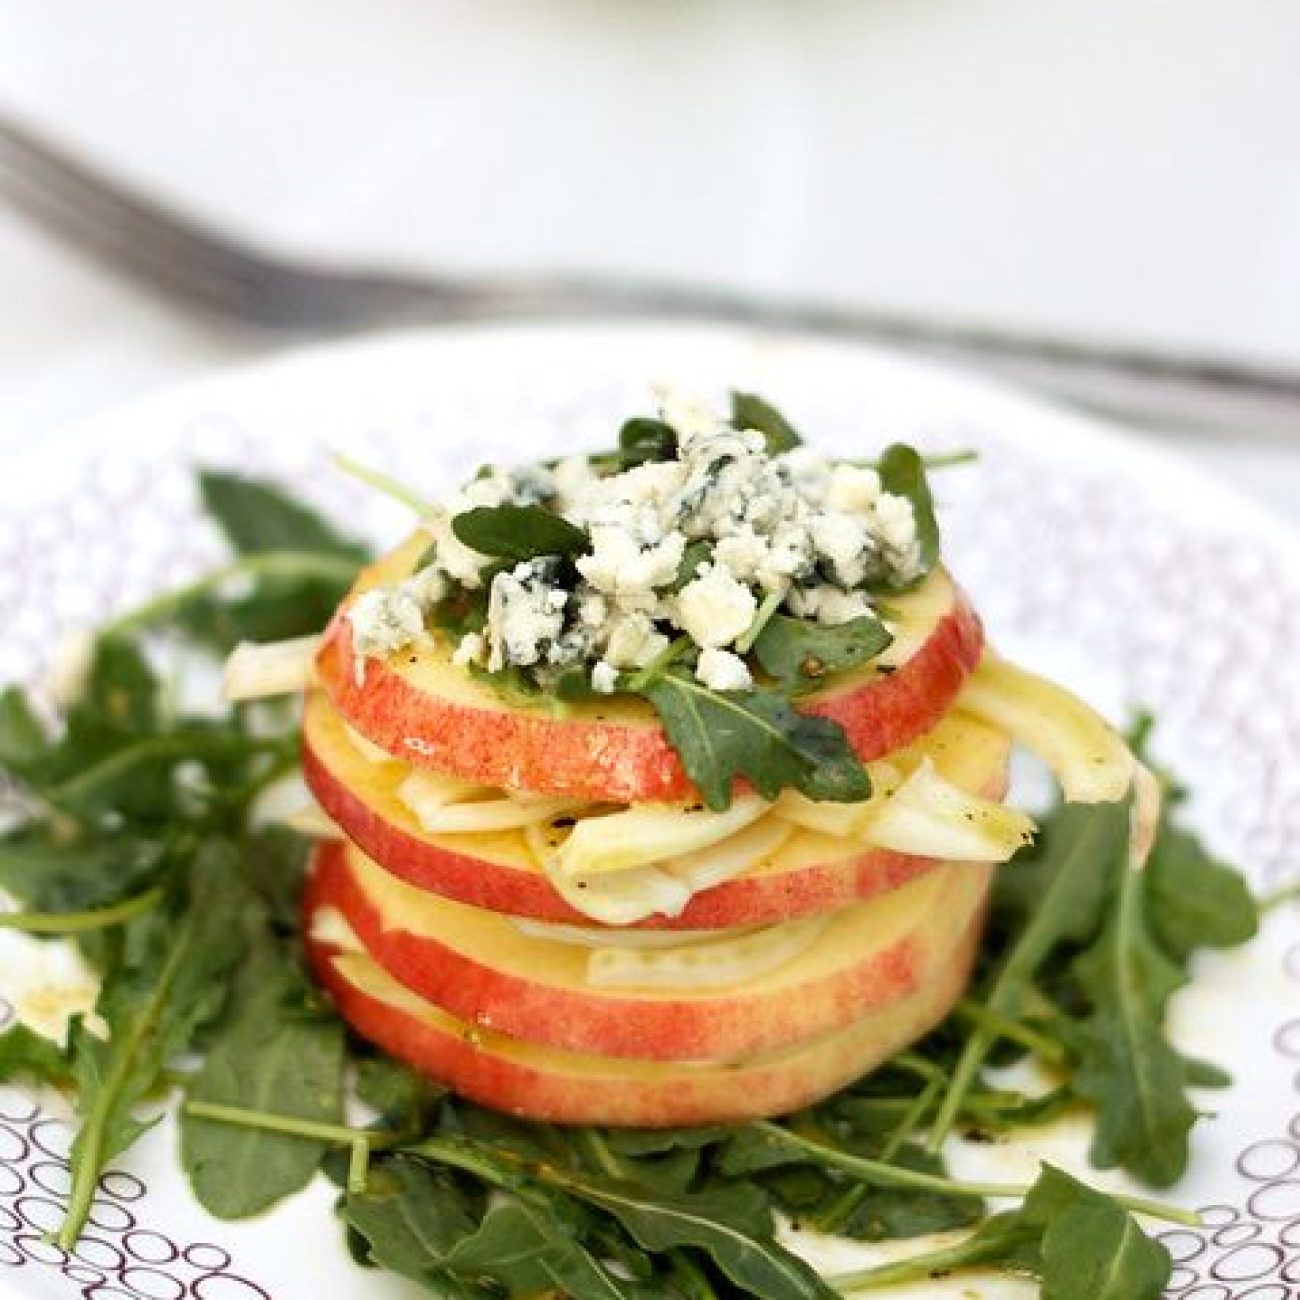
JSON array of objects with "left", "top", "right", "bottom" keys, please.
[{"left": 3, "top": 112, "right": 1300, "bottom": 435}]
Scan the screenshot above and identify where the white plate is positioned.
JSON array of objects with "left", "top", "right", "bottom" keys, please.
[{"left": 0, "top": 323, "right": 1297, "bottom": 1300}]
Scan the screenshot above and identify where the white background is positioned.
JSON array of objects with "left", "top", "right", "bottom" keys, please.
[{"left": 0, "top": 0, "right": 1296, "bottom": 512}]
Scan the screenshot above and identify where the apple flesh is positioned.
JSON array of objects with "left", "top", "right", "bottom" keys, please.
[
  {"left": 302, "top": 690, "right": 1009, "bottom": 929},
  {"left": 307, "top": 889, "right": 983, "bottom": 1127},
  {"left": 310, "top": 840, "right": 991, "bottom": 1061},
  {"left": 314, "top": 534, "right": 984, "bottom": 805}
]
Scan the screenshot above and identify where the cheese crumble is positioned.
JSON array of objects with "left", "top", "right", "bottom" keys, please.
[{"left": 348, "top": 390, "right": 921, "bottom": 694}]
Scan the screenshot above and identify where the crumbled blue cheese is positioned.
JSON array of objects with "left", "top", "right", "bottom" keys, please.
[
  {"left": 349, "top": 388, "right": 922, "bottom": 692},
  {"left": 486, "top": 560, "right": 568, "bottom": 672},
  {"left": 603, "top": 612, "right": 670, "bottom": 669},
  {"left": 695, "top": 648, "right": 753, "bottom": 693},
  {"left": 348, "top": 567, "right": 447, "bottom": 679},
  {"left": 590, "top": 660, "right": 620, "bottom": 694},
  {"left": 673, "top": 563, "right": 758, "bottom": 649},
  {"left": 786, "top": 584, "right": 876, "bottom": 626}
]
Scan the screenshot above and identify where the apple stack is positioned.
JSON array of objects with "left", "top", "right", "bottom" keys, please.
[{"left": 285, "top": 528, "right": 1081, "bottom": 1129}]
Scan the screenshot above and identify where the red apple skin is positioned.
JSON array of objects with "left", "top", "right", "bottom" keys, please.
[
  {"left": 309, "top": 842, "right": 990, "bottom": 1062},
  {"left": 301, "top": 691, "right": 1009, "bottom": 930},
  {"left": 305, "top": 879, "right": 984, "bottom": 1126},
  {"left": 314, "top": 557, "right": 983, "bottom": 805}
]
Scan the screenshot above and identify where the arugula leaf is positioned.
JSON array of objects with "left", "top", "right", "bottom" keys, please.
[
  {"left": 163, "top": 471, "right": 372, "bottom": 651},
  {"left": 618, "top": 417, "right": 678, "bottom": 468},
  {"left": 176, "top": 576, "right": 353, "bottom": 652},
  {"left": 1069, "top": 859, "right": 1198, "bottom": 1187},
  {"left": 1144, "top": 822, "right": 1258, "bottom": 959},
  {"left": 0, "top": 686, "right": 46, "bottom": 768},
  {"left": 181, "top": 940, "right": 344, "bottom": 1218},
  {"left": 0, "top": 1023, "right": 73, "bottom": 1087},
  {"left": 875, "top": 444, "right": 939, "bottom": 588},
  {"left": 752, "top": 614, "right": 892, "bottom": 692},
  {"left": 452, "top": 504, "right": 590, "bottom": 563},
  {"left": 443, "top": 1199, "right": 650, "bottom": 1300},
  {"left": 199, "top": 470, "right": 370, "bottom": 562},
  {"left": 830, "top": 1165, "right": 1170, "bottom": 1299},
  {"left": 84, "top": 635, "right": 159, "bottom": 732},
  {"left": 557, "top": 1172, "right": 836, "bottom": 1300},
  {"left": 355, "top": 1053, "right": 447, "bottom": 1131},
  {"left": 0, "top": 831, "right": 165, "bottom": 916},
  {"left": 730, "top": 392, "right": 803, "bottom": 452},
  {"left": 345, "top": 1156, "right": 486, "bottom": 1292},
  {"left": 931, "top": 798, "right": 1131, "bottom": 1146},
  {"left": 640, "top": 670, "right": 870, "bottom": 810},
  {"left": 60, "top": 842, "right": 247, "bottom": 1246}
]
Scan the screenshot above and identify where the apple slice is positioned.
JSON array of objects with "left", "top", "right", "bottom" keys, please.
[
  {"left": 310, "top": 840, "right": 991, "bottom": 1061},
  {"left": 305, "top": 887, "right": 984, "bottom": 1126},
  {"left": 313, "top": 534, "right": 984, "bottom": 804},
  {"left": 302, "top": 691, "right": 1010, "bottom": 929}
]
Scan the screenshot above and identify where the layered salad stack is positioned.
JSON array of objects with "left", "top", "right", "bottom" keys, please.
[{"left": 240, "top": 390, "right": 1136, "bottom": 1125}]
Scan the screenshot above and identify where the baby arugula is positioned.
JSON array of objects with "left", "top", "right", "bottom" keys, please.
[{"left": 0, "top": 467, "right": 1263, "bottom": 1300}]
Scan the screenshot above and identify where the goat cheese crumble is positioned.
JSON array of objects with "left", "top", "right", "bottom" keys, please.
[{"left": 347, "top": 389, "right": 924, "bottom": 694}]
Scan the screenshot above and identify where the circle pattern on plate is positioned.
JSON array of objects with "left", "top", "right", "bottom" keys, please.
[{"left": 0, "top": 330, "right": 1296, "bottom": 1297}]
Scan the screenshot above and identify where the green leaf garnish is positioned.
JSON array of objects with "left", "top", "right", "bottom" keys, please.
[
  {"left": 181, "top": 935, "right": 345, "bottom": 1219},
  {"left": 618, "top": 417, "right": 678, "bottom": 468},
  {"left": 730, "top": 392, "right": 803, "bottom": 452},
  {"left": 199, "top": 470, "right": 370, "bottom": 562},
  {"left": 451, "top": 504, "right": 590, "bottom": 563},
  {"left": 640, "top": 669, "right": 870, "bottom": 810},
  {"left": 875, "top": 443, "right": 940, "bottom": 588},
  {"left": 752, "top": 613, "right": 893, "bottom": 692}
]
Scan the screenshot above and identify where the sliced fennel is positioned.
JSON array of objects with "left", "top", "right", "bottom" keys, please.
[
  {"left": 860, "top": 758, "right": 1035, "bottom": 863},
  {"left": 586, "top": 915, "right": 830, "bottom": 990},
  {"left": 342, "top": 722, "right": 396, "bottom": 765},
  {"left": 222, "top": 635, "right": 318, "bottom": 702},
  {"left": 508, "top": 918, "right": 741, "bottom": 950},
  {"left": 282, "top": 803, "right": 344, "bottom": 840},
  {"left": 772, "top": 764, "right": 904, "bottom": 838},
  {"left": 525, "top": 824, "right": 692, "bottom": 925},
  {"left": 309, "top": 905, "right": 365, "bottom": 953},
  {"left": 551, "top": 796, "right": 768, "bottom": 879},
  {"left": 668, "top": 817, "right": 794, "bottom": 893},
  {"left": 958, "top": 654, "right": 1133, "bottom": 803},
  {"left": 397, "top": 770, "right": 582, "bottom": 834}
]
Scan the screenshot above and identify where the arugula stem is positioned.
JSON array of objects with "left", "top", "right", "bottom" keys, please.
[
  {"left": 752, "top": 1122, "right": 1015, "bottom": 1200},
  {"left": 813, "top": 1081, "right": 941, "bottom": 1234},
  {"left": 61, "top": 909, "right": 199, "bottom": 1248},
  {"left": 827, "top": 1233, "right": 1009, "bottom": 1292},
  {"left": 735, "top": 591, "right": 784, "bottom": 655},
  {"left": 0, "top": 887, "right": 163, "bottom": 934},
  {"left": 333, "top": 453, "right": 437, "bottom": 516},
  {"left": 753, "top": 1124, "right": 1199, "bottom": 1226},
  {"left": 1258, "top": 881, "right": 1300, "bottom": 912},
  {"left": 573, "top": 1128, "right": 628, "bottom": 1181},
  {"left": 101, "top": 551, "right": 362, "bottom": 638},
  {"left": 182, "top": 1099, "right": 401, "bottom": 1151},
  {"left": 881, "top": 1078, "right": 941, "bottom": 1161},
  {"left": 891, "top": 1052, "right": 946, "bottom": 1085},
  {"left": 955, "top": 998, "right": 1068, "bottom": 1064},
  {"left": 347, "top": 1139, "right": 372, "bottom": 1195},
  {"left": 624, "top": 636, "right": 692, "bottom": 692},
  {"left": 920, "top": 450, "right": 979, "bottom": 470}
]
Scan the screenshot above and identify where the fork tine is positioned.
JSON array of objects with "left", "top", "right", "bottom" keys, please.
[
  {"left": 0, "top": 156, "right": 268, "bottom": 321},
  {"left": 0, "top": 116, "right": 274, "bottom": 283}
]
